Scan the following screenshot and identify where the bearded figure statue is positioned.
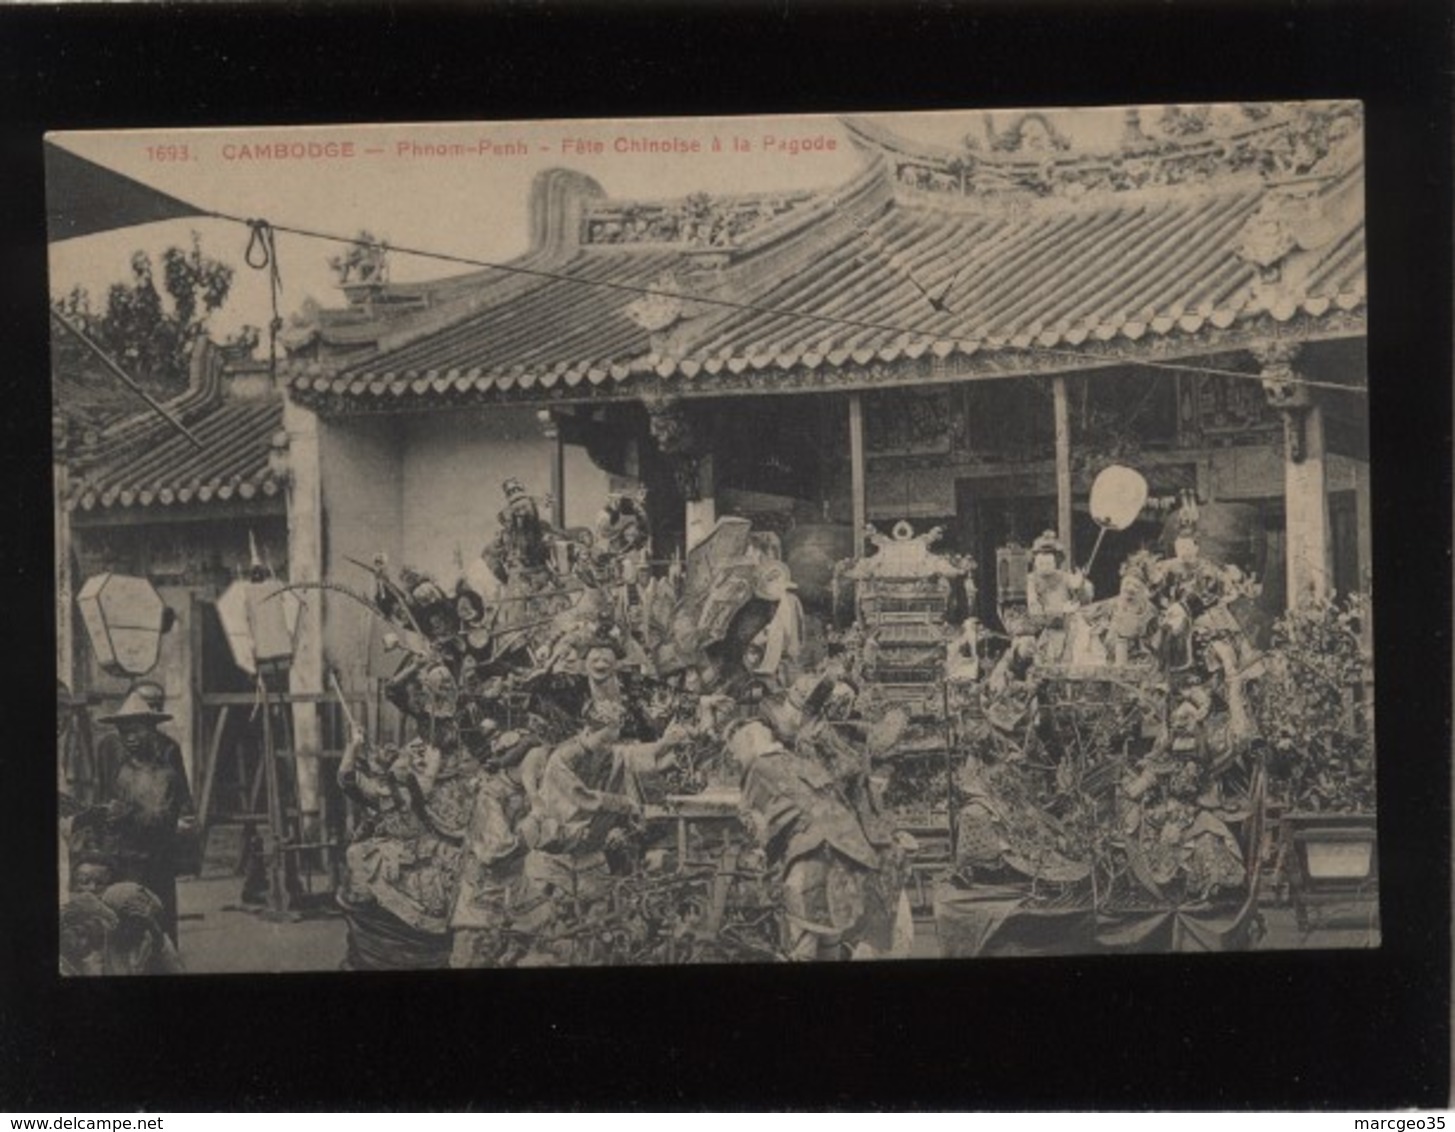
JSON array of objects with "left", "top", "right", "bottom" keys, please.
[{"left": 482, "top": 478, "right": 557, "bottom": 586}]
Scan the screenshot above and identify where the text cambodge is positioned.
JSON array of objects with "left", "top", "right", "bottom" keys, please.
[{"left": 222, "top": 140, "right": 358, "bottom": 160}]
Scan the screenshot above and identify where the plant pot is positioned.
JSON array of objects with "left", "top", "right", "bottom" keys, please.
[{"left": 1279, "top": 811, "right": 1379, "bottom": 932}]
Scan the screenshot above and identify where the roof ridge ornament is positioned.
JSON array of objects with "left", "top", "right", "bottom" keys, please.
[
  {"left": 982, "top": 111, "right": 1073, "bottom": 155},
  {"left": 1238, "top": 164, "right": 1356, "bottom": 256},
  {"left": 859, "top": 102, "right": 1363, "bottom": 202},
  {"left": 582, "top": 187, "right": 813, "bottom": 248},
  {"left": 329, "top": 229, "right": 390, "bottom": 287}
]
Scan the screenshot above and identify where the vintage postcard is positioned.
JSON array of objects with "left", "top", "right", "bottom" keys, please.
[{"left": 48, "top": 103, "right": 1374, "bottom": 975}]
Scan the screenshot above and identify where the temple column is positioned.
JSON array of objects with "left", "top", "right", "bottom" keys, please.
[
  {"left": 1354, "top": 460, "right": 1373, "bottom": 597},
  {"left": 282, "top": 397, "right": 323, "bottom": 828},
  {"left": 1257, "top": 341, "right": 1330, "bottom": 607},
  {"left": 537, "top": 409, "right": 567, "bottom": 527}
]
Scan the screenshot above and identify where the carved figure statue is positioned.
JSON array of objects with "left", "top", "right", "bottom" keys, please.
[
  {"left": 1152, "top": 515, "right": 1262, "bottom": 744},
  {"left": 1024, "top": 530, "right": 1094, "bottom": 664},
  {"left": 482, "top": 478, "right": 558, "bottom": 586}
]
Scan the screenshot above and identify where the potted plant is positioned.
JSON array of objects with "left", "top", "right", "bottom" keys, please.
[{"left": 1252, "top": 594, "right": 1377, "bottom": 931}]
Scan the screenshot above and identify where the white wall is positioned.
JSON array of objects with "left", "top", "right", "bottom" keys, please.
[
  {"left": 318, "top": 407, "right": 610, "bottom": 682},
  {"left": 320, "top": 416, "right": 403, "bottom": 687},
  {"left": 399, "top": 407, "right": 608, "bottom": 583}
]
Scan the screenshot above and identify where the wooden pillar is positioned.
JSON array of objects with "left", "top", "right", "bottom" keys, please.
[
  {"left": 1052, "top": 375, "right": 1073, "bottom": 552},
  {"left": 550, "top": 427, "right": 566, "bottom": 528},
  {"left": 849, "top": 392, "right": 866, "bottom": 558},
  {"left": 1353, "top": 460, "right": 1375, "bottom": 711},
  {"left": 1257, "top": 342, "right": 1330, "bottom": 608},
  {"left": 1354, "top": 461, "right": 1373, "bottom": 597},
  {"left": 1284, "top": 402, "right": 1331, "bottom": 605},
  {"left": 283, "top": 398, "right": 323, "bottom": 826},
  {"left": 538, "top": 409, "right": 566, "bottom": 527}
]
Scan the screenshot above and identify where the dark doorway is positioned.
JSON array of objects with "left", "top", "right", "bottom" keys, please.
[{"left": 953, "top": 484, "right": 1058, "bottom": 622}]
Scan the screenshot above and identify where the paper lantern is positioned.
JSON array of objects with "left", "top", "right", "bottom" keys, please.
[
  {"left": 216, "top": 576, "right": 302, "bottom": 676},
  {"left": 1089, "top": 465, "right": 1149, "bottom": 531},
  {"left": 76, "top": 573, "right": 171, "bottom": 677}
]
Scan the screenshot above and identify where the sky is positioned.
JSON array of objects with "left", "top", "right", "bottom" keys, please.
[{"left": 46, "top": 104, "right": 1262, "bottom": 343}]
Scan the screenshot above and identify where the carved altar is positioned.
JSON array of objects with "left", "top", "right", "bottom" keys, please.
[{"left": 842, "top": 522, "right": 974, "bottom": 712}]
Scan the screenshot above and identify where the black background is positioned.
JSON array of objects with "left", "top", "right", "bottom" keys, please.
[{"left": 1, "top": 0, "right": 1450, "bottom": 1111}]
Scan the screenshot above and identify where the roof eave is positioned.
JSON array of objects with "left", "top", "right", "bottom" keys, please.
[{"left": 287, "top": 301, "right": 1365, "bottom": 416}]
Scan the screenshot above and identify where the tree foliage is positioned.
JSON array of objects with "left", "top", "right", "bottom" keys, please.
[{"left": 53, "top": 233, "right": 235, "bottom": 397}]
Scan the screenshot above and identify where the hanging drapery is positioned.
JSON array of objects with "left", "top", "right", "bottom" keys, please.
[{"left": 45, "top": 142, "right": 208, "bottom": 243}]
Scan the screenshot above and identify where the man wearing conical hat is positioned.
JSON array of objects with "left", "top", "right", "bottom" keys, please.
[
  {"left": 95, "top": 687, "right": 194, "bottom": 945},
  {"left": 93, "top": 679, "right": 189, "bottom": 814}
]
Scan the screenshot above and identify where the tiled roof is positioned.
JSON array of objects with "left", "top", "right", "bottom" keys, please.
[
  {"left": 53, "top": 311, "right": 247, "bottom": 448},
  {"left": 291, "top": 249, "right": 682, "bottom": 402},
  {"left": 54, "top": 315, "right": 289, "bottom": 515},
  {"left": 680, "top": 181, "right": 1364, "bottom": 371},
  {"left": 290, "top": 149, "right": 1365, "bottom": 411},
  {"left": 68, "top": 394, "right": 285, "bottom": 513}
]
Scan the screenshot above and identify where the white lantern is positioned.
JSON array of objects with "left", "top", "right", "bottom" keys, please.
[
  {"left": 76, "top": 573, "right": 171, "bottom": 677},
  {"left": 1089, "top": 465, "right": 1150, "bottom": 532}
]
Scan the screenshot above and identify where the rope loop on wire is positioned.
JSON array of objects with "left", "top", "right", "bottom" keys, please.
[
  {"left": 243, "top": 219, "right": 285, "bottom": 380},
  {"left": 244, "top": 218, "right": 284, "bottom": 300},
  {"left": 244, "top": 218, "right": 274, "bottom": 269}
]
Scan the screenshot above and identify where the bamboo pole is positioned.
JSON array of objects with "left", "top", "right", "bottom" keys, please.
[{"left": 258, "top": 676, "right": 291, "bottom": 916}]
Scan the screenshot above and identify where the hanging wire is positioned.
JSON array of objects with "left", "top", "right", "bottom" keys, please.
[
  {"left": 244, "top": 219, "right": 285, "bottom": 383},
  {"left": 210, "top": 209, "right": 1367, "bottom": 397}
]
